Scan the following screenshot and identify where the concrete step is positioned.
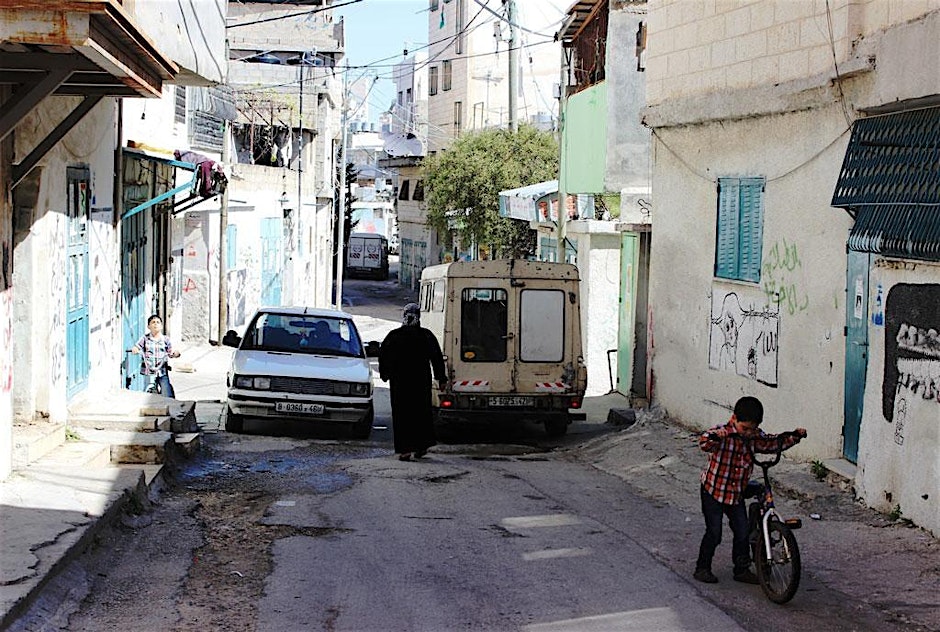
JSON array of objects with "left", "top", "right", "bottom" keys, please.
[
  {"left": 75, "top": 428, "right": 175, "bottom": 464},
  {"left": 12, "top": 423, "right": 66, "bottom": 467},
  {"left": 33, "top": 441, "right": 111, "bottom": 470},
  {"left": 68, "top": 413, "right": 171, "bottom": 432}
]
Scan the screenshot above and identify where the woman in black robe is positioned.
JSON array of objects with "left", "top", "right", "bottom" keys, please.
[{"left": 379, "top": 303, "right": 446, "bottom": 460}]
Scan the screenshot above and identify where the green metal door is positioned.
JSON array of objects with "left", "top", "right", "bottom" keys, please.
[
  {"left": 66, "top": 167, "right": 90, "bottom": 398},
  {"left": 843, "top": 249, "right": 870, "bottom": 463},
  {"left": 617, "top": 233, "right": 639, "bottom": 395}
]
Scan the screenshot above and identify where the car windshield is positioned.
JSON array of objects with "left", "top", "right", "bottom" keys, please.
[{"left": 242, "top": 313, "right": 364, "bottom": 357}]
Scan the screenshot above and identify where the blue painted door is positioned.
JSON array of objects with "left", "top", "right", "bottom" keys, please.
[
  {"left": 261, "top": 217, "right": 282, "bottom": 306},
  {"left": 843, "top": 250, "right": 870, "bottom": 462},
  {"left": 66, "top": 167, "right": 90, "bottom": 398},
  {"left": 121, "top": 203, "right": 148, "bottom": 391}
]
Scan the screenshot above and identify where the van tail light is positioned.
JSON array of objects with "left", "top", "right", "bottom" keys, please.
[
  {"left": 440, "top": 398, "right": 454, "bottom": 408},
  {"left": 569, "top": 398, "right": 581, "bottom": 409}
]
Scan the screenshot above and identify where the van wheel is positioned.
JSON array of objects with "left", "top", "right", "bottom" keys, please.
[
  {"left": 225, "top": 408, "right": 244, "bottom": 433},
  {"left": 545, "top": 415, "right": 568, "bottom": 437}
]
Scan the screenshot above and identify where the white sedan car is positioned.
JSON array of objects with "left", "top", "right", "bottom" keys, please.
[{"left": 222, "top": 307, "right": 378, "bottom": 438}]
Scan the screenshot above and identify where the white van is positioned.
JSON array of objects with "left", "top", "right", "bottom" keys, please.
[
  {"left": 346, "top": 232, "right": 389, "bottom": 280},
  {"left": 419, "top": 259, "right": 587, "bottom": 436}
]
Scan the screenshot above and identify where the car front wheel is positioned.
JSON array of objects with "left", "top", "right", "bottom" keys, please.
[
  {"left": 225, "top": 407, "right": 244, "bottom": 433},
  {"left": 352, "top": 408, "right": 374, "bottom": 440}
]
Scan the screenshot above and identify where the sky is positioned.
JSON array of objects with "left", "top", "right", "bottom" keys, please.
[{"left": 333, "top": 0, "right": 429, "bottom": 124}]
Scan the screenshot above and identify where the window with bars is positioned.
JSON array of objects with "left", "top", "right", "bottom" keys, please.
[
  {"left": 453, "top": 101, "right": 463, "bottom": 137},
  {"left": 174, "top": 86, "right": 186, "bottom": 125},
  {"left": 455, "top": 0, "right": 465, "bottom": 54},
  {"left": 442, "top": 60, "right": 452, "bottom": 91},
  {"left": 715, "top": 177, "right": 765, "bottom": 283},
  {"left": 429, "top": 67, "right": 439, "bottom": 95}
]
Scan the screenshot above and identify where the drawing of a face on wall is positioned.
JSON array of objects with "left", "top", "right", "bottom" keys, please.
[{"left": 883, "top": 284, "right": 940, "bottom": 421}]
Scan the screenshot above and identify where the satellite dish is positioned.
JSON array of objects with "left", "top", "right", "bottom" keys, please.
[{"left": 383, "top": 133, "right": 424, "bottom": 157}]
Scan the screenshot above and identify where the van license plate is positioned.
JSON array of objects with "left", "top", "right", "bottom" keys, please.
[
  {"left": 489, "top": 396, "right": 533, "bottom": 407},
  {"left": 276, "top": 402, "right": 325, "bottom": 415}
]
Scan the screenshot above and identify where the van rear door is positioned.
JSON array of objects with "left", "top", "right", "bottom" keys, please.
[{"left": 452, "top": 285, "right": 514, "bottom": 395}]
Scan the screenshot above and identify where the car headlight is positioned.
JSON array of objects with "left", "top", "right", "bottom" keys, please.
[
  {"left": 350, "top": 382, "right": 370, "bottom": 396},
  {"left": 333, "top": 382, "right": 351, "bottom": 395},
  {"left": 234, "top": 376, "right": 271, "bottom": 390}
]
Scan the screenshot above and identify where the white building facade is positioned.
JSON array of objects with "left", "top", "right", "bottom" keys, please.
[{"left": 644, "top": 0, "right": 940, "bottom": 533}]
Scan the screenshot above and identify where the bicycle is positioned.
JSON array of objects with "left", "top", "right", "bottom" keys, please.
[
  {"left": 126, "top": 348, "right": 170, "bottom": 395},
  {"left": 743, "top": 431, "right": 804, "bottom": 604}
]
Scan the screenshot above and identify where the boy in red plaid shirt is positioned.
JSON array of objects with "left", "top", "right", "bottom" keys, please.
[{"left": 693, "top": 396, "right": 806, "bottom": 584}]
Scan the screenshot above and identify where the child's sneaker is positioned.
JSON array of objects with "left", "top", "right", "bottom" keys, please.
[
  {"left": 693, "top": 568, "right": 718, "bottom": 583},
  {"left": 733, "top": 569, "right": 760, "bottom": 584}
]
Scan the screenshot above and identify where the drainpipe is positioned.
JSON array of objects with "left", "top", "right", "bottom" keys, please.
[
  {"left": 556, "top": 45, "right": 569, "bottom": 264},
  {"left": 218, "top": 120, "right": 230, "bottom": 343}
]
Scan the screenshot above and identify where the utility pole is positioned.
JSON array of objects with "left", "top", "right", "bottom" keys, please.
[
  {"left": 334, "top": 63, "right": 349, "bottom": 309},
  {"left": 218, "top": 119, "right": 229, "bottom": 343},
  {"left": 506, "top": 0, "right": 519, "bottom": 132},
  {"left": 556, "top": 45, "right": 569, "bottom": 264},
  {"left": 298, "top": 61, "right": 308, "bottom": 304}
]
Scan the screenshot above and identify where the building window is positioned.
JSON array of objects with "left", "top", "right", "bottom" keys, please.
[
  {"left": 455, "top": 0, "right": 465, "bottom": 54},
  {"left": 442, "top": 60, "right": 452, "bottom": 91},
  {"left": 174, "top": 86, "right": 186, "bottom": 125},
  {"left": 715, "top": 177, "right": 765, "bottom": 283},
  {"left": 453, "top": 101, "right": 463, "bottom": 137},
  {"left": 429, "top": 66, "right": 439, "bottom": 95},
  {"left": 399, "top": 180, "right": 411, "bottom": 200},
  {"left": 412, "top": 180, "right": 425, "bottom": 201},
  {"left": 430, "top": 0, "right": 439, "bottom": 9}
]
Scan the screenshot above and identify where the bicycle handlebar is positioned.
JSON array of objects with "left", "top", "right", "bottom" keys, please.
[{"left": 706, "top": 430, "right": 805, "bottom": 467}]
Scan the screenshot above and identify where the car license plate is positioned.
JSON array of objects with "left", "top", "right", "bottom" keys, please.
[
  {"left": 489, "top": 396, "right": 533, "bottom": 407},
  {"left": 276, "top": 402, "right": 325, "bottom": 415}
]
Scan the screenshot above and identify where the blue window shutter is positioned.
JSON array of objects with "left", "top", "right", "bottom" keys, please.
[
  {"left": 737, "top": 178, "right": 764, "bottom": 282},
  {"left": 715, "top": 179, "right": 740, "bottom": 279}
]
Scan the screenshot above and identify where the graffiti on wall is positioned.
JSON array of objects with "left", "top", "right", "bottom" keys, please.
[
  {"left": 761, "top": 238, "right": 809, "bottom": 315},
  {"left": 50, "top": 215, "right": 67, "bottom": 386},
  {"left": 883, "top": 284, "right": 940, "bottom": 444},
  {"left": 709, "top": 288, "right": 780, "bottom": 387}
]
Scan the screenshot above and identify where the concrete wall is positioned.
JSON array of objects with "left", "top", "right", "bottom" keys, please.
[
  {"left": 857, "top": 259, "right": 940, "bottom": 536},
  {"left": 11, "top": 98, "right": 120, "bottom": 422},
  {"left": 645, "top": 0, "right": 940, "bottom": 106},
  {"left": 132, "top": 0, "right": 228, "bottom": 85},
  {"left": 566, "top": 221, "right": 622, "bottom": 396},
  {"left": 645, "top": 1, "right": 940, "bottom": 533},
  {"left": 1, "top": 94, "right": 12, "bottom": 479},
  {"left": 647, "top": 104, "right": 853, "bottom": 460}
]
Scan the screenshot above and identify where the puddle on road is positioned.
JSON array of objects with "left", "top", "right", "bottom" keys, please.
[{"left": 178, "top": 450, "right": 384, "bottom": 495}]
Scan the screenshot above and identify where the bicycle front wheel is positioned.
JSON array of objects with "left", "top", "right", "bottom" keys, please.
[{"left": 755, "top": 520, "right": 801, "bottom": 603}]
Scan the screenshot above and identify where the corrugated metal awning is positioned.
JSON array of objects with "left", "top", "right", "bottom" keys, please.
[
  {"left": 832, "top": 106, "right": 940, "bottom": 261},
  {"left": 848, "top": 204, "right": 940, "bottom": 261}
]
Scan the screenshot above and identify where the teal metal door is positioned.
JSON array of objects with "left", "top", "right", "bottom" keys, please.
[
  {"left": 617, "top": 233, "right": 639, "bottom": 395},
  {"left": 261, "top": 217, "right": 282, "bottom": 306},
  {"left": 843, "top": 249, "right": 870, "bottom": 462},
  {"left": 66, "top": 167, "right": 90, "bottom": 397},
  {"left": 122, "top": 205, "right": 148, "bottom": 391}
]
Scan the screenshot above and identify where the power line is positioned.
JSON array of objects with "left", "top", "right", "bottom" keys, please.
[{"left": 226, "top": 0, "right": 363, "bottom": 28}]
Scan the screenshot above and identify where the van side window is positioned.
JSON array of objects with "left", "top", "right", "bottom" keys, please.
[
  {"left": 460, "top": 288, "right": 508, "bottom": 362},
  {"left": 432, "top": 280, "right": 446, "bottom": 312},
  {"left": 420, "top": 282, "right": 433, "bottom": 311},
  {"left": 519, "top": 290, "right": 565, "bottom": 362}
]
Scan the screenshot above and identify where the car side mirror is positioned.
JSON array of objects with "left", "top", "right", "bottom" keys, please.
[
  {"left": 365, "top": 340, "right": 380, "bottom": 357},
  {"left": 222, "top": 330, "right": 241, "bottom": 348}
]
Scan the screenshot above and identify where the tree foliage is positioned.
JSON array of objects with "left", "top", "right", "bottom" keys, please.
[{"left": 424, "top": 125, "right": 558, "bottom": 258}]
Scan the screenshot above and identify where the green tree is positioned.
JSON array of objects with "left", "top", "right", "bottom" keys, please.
[{"left": 425, "top": 125, "right": 558, "bottom": 258}]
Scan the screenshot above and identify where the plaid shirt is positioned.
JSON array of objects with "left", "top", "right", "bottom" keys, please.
[
  {"left": 699, "top": 419, "right": 802, "bottom": 505},
  {"left": 136, "top": 333, "right": 174, "bottom": 375}
]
